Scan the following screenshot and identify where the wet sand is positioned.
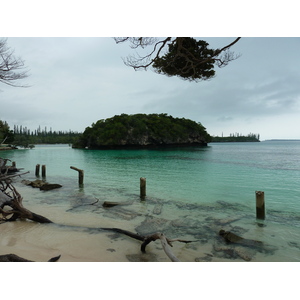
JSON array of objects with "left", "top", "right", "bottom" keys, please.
[
  {"left": 1, "top": 182, "right": 206, "bottom": 262},
  {"left": 2, "top": 179, "right": 299, "bottom": 262}
]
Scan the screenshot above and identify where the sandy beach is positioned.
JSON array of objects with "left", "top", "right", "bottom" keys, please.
[
  {"left": 2, "top": 173, "right": 298, "bottom": 262},
  {"left": 1, "top": 181, "right": 209, "bottom": 262}
]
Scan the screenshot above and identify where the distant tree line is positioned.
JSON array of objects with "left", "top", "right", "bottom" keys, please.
[
  {"left": 13, "top": 125, "right": 82, "bottom": 146},
  {"left": 212, "top": 133, "right": 260, "bottom": 142},
  {"left": 1, "top": 120, "right": 82, "bottom": 148}
]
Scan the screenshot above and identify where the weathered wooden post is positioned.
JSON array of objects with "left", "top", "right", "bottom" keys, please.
[
  {"left": 256, "top": 191, "right": 265, "bottom": 220},
  {"left": 70, "top": 166, "right": 84, "bottom": 185},
  {"left": 140, "top": 177, "right": 146, "bottom": 199},
  {"left": 42, "top": 165, "right": 46, "bottom": 177},
  {"left": 12, "top": 161, "right": 16, "bottom": 167},
  {"left": 35, "top": 164, "right": 40, "bottom": 176}
]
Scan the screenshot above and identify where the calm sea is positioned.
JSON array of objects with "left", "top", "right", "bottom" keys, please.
[{"left": 1, "top": 141, "right": 300, "bottom": 261}]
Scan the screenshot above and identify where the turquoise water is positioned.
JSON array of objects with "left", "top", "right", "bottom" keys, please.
[{"left": 1, "top": 141, "right": 300, "bottom": 261}]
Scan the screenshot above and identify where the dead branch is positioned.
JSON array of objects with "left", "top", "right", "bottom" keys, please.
[
  {"left": 102, "top": 227, "right": 193, "bottom": 262},
  {"left": 0, "top": 159, "right": 53, "bottom": 223},
  {"left": 0, "top": 38, "right": 30, "bottom": 87}
]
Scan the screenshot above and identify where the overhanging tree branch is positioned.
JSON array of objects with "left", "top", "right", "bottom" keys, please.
[
  {"left": 114, "top": 37, "right": 241, "bottom": 82},
  {"left": 0, "top": 38, "right": 30, "bottom": 87}
]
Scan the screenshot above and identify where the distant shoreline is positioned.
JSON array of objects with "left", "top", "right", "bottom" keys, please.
[{"left": 264, "top": 139, "right": 300, "bottom": 142}]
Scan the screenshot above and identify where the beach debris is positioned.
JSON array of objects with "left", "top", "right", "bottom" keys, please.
[
  {"left": 101, "top": 227, "right": 194, "bottom": 262},
  {"left": 22, "top": 179, "right": 62, "bottom": 191},
  {"left": 102, "top": 201, "right": 132, "bottom": 208},
  {"left": 103, "top": 201, "right": 120, "bottom": 207},
  {"left": 215, "top": 229, "right": 278, "bottom": 261},
  {"left": 0, "top": 253, "right": 61, "bottom": 262},
  {"left": 1, "top": 159, "right": 53, "bottom": 223},
  {"left": 0, "top": 158, "right": 21, "bottom": 174}
]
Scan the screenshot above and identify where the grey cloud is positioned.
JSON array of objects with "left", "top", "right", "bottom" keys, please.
[{"left": 1, "top": 37, "right": 300, "bottom": 139}]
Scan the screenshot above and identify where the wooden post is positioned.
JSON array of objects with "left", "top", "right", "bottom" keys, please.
[
  {"left": 70, "top": 166, "right": 84, "bottom": 185},
  {"left": 12, "top": 161, "right": 16, "bottom": 167},
  {"left": 140, "top": 177, "right": 146, "bottom": 199},
  {"left": 256, "top": 191, "right": 265, "bottom": 220},
  {"left": 35, "top": 164, "right": 40, "bottom": 176},
  {"left": 42, "top": 165, "right": 46, "bottom": 177}
]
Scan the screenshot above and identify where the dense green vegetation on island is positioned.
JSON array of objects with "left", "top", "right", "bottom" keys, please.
[
  {"left": 212, "top": 133, "right": 260, "bottom": 142},
  {"left": 73, "top": 113, "right": 212, "bottom": 149}
]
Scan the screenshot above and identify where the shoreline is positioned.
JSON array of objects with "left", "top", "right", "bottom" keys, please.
[
  {"left": 2, "top": 180, "right": 298, "bottom": 262},
  {"left": 2, "top": 144, "right": 300, "bottom": 262},
  {"left": 0, "top": 180, "right": 226, "bottom": 262}
]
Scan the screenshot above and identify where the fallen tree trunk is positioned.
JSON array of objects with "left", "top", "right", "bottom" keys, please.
[
  {"left": 0, "top": 184, "right": 53, "bottom": 223},
  {"left": 102, "top": 227, "right": 193, "bottom": 262}
]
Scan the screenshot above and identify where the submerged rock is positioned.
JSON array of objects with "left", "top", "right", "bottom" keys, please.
[
  {"left": 126, "top": 253, "right": 158, "bottom": 262},
  {"left": 22, "top": 179, "right": 62, "bottom": 191},
  {"left": 40, "top": 184, "right": 62, "bottom": 191}
]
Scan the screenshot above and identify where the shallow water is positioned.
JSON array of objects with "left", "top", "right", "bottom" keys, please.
[{"left": 1, "top": 142, "right": 300, "bottom": 261}]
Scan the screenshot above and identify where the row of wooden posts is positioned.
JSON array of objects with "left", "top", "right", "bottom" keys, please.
[
  {"left": 35, "top": 164, "right": 85, "bottom": 184},
  {"left": 33, "top": 164, "right": 265, "bottom": 219}
]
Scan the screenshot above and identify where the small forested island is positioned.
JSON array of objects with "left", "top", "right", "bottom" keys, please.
[
  {"left": 73, "top": 113, "right": 212, "bottom": 149},
  {"left": 211, "top": 133, "right": 260, "bottom": 143}
]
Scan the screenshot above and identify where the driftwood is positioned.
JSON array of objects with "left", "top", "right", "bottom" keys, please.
[
  {"left": 0, "top": 158, "right": 52, "bottom": 223},
  {"left": 0, "top": 184, "right": 53, "bottom": 223},
  {"left": 142, "top": 233, "right": 181, "bottom": 262},
  {"left": 102, "top": 227, "right": 193, "bottom": 262},
  {"left": 0, "top": 254, "right": 61, "bottom": 262}
]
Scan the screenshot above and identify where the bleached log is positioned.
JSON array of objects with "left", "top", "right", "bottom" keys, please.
[
  {"left": 158, "top": 233, "right": 181, "bottom": 262},
  {"left": 141, "top": 232, "right": 181, "bottom": 261},
  {"left": 102, "top": 228, "right": 192, "bottom": 262}
]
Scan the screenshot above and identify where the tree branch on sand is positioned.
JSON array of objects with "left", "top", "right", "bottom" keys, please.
[{"left": 101, "top": 228, "right": 194, "bottom": 262}]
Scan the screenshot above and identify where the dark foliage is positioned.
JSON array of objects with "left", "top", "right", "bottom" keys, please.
[
  {"left": 212, "top": 133, "right": 260, "bottom": 142},
  {"left": 153, "top": 38, "right": 216, "bottom": 81},
  {"left": 73, "top": 113, "right": 212, "bottom": 149}
]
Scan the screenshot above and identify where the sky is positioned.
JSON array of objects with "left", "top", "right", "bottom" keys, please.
[{"left": 1, "top": 4, "right": 300, "bottom": 141}]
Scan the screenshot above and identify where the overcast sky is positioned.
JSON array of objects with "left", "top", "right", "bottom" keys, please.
[
  {"left": 1, "top": 0, "right": 300, "bottom": 141},
  {"left": 1, "top": 36, "right": 300, "bottom": 140}
]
